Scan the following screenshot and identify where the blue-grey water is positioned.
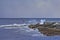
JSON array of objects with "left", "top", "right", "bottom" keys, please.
[{"left": 0, "top": 18, "right": 60, "bottom": 40}]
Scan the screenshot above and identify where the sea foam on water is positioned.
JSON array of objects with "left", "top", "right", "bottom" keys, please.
[
  {"left": 0, "top": 20, "right": 46, "bottom": 37},
  {"left": 40, "top": 19, "right": 46, "bottom": 24}
]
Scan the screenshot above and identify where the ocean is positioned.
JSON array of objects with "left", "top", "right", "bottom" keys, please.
[{"left": 0, "top": 18, "right": 60, "bottom": 40}]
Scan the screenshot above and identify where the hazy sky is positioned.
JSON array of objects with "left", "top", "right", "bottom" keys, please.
[{"left": 0, "top": 0, "right": 60, "bottom": 18}]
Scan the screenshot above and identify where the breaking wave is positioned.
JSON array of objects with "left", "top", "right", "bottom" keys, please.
[
  {"left": 0, "top": 23, "right": 46, "bottom": 37},
  {"left": 0, "top": 19, "right": 47, "bottom": 37}
]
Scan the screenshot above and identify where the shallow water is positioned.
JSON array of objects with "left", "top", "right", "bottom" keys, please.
[{"left": 0, "top": 24, "right": 60, "bottom": 40}]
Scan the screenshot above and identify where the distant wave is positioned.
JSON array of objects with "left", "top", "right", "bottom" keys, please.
[
  {"left": 0, "top": 19, "right": 38, "bottom": 28},
  {"left": 0, "top": 23, "right": 29, "bottom": 27}
]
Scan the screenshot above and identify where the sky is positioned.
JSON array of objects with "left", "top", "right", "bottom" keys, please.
[{"left": 0, "top": 0, "right": 60, "bottom": 18}]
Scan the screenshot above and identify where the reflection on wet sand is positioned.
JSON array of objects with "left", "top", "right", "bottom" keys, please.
[{"left": 28, "top": 22, "right": 60, "bottom": 36}]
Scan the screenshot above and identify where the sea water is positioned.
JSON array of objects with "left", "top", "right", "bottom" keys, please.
[{"left": 0, "top": 18, "right": 60, "bottom": 40}]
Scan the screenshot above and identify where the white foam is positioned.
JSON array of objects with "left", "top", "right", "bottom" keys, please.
[
  {"left": 27, "top": 20, "right": 38, "bottom": 24},
  {"left": 4, "top": 27, "right": 19, "bottom": 29},
  {"left": 25, "top": 29, "right": 34, "bottom": 32},
  {"left": 0, "top": 23, "right": 29, "bottom": 28},
  {"left": 32, "top": 33, "right": 46, "bottom": 37},
  {"left": 0, "top": 23, "right": 46, "bottom": 37},
  {"left": 40, "top": 19, "right": 46, "bottom": 24},
  {"left": 32, "top": 34, "right": 41, "bottom": 36}
]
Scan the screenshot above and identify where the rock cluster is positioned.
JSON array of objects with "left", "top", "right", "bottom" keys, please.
[{"left": 28, "top": 22, "right": 60, "bottom": 36}]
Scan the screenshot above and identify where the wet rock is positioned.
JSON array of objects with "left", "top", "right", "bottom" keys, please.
[{"left": 28, "top": 22, "right": 60, "bottom": 36}]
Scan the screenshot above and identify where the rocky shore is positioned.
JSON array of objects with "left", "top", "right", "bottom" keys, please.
[{"left": 28, "top": 22, "right": 60, "bottom": 36}]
